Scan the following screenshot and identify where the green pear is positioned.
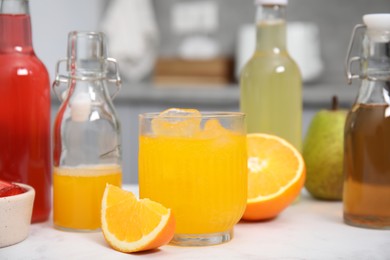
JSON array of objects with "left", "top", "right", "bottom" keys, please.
[{"left": 303, "top": 96, "right": 347, "bottom": 200}]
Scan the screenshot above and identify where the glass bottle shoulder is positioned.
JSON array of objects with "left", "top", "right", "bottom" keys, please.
[
  {"left": 56, "top": 98, "right": 120, "bottom": 127},
  {"left": 0, "top": 52, "right": 49, "bottom": 86},
  {"left": 0, "top": 51, "right": 47, "bottom": 70},
  {"left": 241, "top": 50, "right": 301, "bottom": 79}
]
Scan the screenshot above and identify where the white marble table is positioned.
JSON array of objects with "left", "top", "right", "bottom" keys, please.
[{"left": 1, "top": 186, "right": 389, "bottom": 260}]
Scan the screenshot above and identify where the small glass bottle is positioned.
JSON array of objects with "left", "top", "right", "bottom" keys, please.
[
  {"left": 240, "top": 0, "right": 302, "bottom": 150},
  {"left": 344, "top": 14, "right": 390, "bottom": 229},
  {"left": 0, "top": 0, "right": 51, "bottom": 222},
  {"left": 53, "top": 31, "right": 122, "bottom": 231}
]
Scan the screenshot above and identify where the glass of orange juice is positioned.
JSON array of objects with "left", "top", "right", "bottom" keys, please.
[{"left": 138, "top": 109, "right": 247, "bottom": 246}]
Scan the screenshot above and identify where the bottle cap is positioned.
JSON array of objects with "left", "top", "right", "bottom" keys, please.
[
  {"left": 363, "top": 14, "right": 390, "bottom": 42},
  {"left": 363, "top": 13, "right": 390, "bottom": 31},
  {"left": 255, "top": 0, "right": 288, "bottom": 5}
]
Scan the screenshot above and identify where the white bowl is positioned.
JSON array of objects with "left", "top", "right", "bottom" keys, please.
[{"left": 0, "top": 183, "right": 35, "bottom": 248}]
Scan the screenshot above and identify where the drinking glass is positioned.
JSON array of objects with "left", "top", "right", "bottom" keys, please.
[{"left": 138, "top": 110, "right": 247, "bottom": 246}]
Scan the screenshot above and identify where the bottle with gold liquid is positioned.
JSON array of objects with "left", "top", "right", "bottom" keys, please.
[
  {"left": 344, "top": 14, "right": 390, "bottom": 229},
  {"left": 240, "top": 0, "right": 302, "bottom": 150},
  {"left": 52, "top": 31, "right": 122, "bottom": 231}
]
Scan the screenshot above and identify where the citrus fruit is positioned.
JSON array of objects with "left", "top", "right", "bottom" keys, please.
[
  {"left": 242, "top": 133, "right": 306, "bottom": 221},
  {"left": 101, "top": 184, "right": 175, "bottom": 253}
]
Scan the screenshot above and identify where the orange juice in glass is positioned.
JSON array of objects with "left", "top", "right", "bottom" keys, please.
[
  {"left": 139, "top": 109, "right": 247, "bottom": 246},
  {"left": 53, "top": 164, "right": 121, "bottom": 231}
]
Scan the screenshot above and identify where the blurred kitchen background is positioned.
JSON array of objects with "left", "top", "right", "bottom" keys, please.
[{"left": 30, "top": 0, "right": 389, "bottom": 183}]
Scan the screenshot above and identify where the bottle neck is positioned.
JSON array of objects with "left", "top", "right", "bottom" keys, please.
[
  {"left": 356, "top": 31, "right": 390, "bottom": 105},
  {"left": 0, "top": 0, "right": 33, "bottom": 53},
  {"left": 363, "top": 30, "right": 390, "bottom": 81},
  {"left": 255, "top": 4, "right": 287, "bottom": 51}
]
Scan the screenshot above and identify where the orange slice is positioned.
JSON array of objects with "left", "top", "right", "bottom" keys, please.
[
  {"left": 101, "top": 184, "right": 175, "bottom": 253},
  {"left": 242, "top": 133, "right": 306, "bottom": 221}
]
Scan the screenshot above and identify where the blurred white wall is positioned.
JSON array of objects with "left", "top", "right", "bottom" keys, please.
[
  {"left": 30, "top": 0, "right": 105, "bottom": 80},
  {"left": 28, "top": 0, "right": 390, "bottom": 87}
]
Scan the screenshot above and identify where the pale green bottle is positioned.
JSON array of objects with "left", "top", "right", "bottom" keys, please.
[{"left": 240, "top": 0, "right": 302, "bottom": 150}]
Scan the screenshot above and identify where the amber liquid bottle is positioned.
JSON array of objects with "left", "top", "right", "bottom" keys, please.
[
  {"left": 344, "top": 103, "right": 390, "bottom": 228},
  {"left": 344, "top": 14, "right": 390, "bottom": 229},
  {"left": 0, "top": 0, "right": 51, "bottom": 222}
]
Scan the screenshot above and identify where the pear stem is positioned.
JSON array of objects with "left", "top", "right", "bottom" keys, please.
[{"left": 332, "top": 96, "right": 339, "bottom": 111}]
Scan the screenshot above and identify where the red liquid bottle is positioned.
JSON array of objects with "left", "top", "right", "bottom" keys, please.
[{"left": 0, "top": 0, "right": 51, "bottom": 222}]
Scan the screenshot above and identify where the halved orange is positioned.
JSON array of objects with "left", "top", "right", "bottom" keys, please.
[
  {"left": 101, "top": 184, "right": 175, "bottom": 253},
  {"left": 242, "top": 133, "right": 306, "bottom": 221}
]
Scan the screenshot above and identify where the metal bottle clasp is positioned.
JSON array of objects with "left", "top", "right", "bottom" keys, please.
[
  {"left": 345, "top": 24, "right": 366, "bottom": 85},
  {"left": 52, "top": 58, "right": 122, "bottom": 101}
]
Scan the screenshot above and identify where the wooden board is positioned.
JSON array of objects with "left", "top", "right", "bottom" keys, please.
[{"left": 153, "top": 57, "right": 234, "bottom": 86}]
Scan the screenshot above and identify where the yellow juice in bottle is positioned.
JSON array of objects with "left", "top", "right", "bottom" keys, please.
[
  {"left": 53, "top": 164, "right": 122, "bottom": 230},
  {"left": 240, "top": 20, "right": 302, "bottom": 150},
  {"left": 139, "top": 128, "right": 247, "bottom": 234}
]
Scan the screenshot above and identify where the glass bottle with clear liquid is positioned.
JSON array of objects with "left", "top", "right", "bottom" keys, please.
[
  {"left": 52, "top": 31, "right": 122, "bottom": 231},
  {"left": 344, "top": 14, "right": 390, "bottom": 229},
  {"left": 240, "top": 0, "right": 302, "bottom": 150}
]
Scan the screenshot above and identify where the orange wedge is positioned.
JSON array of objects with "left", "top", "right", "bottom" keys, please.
[
  {"left": 101, "top": 184, "right": 175, "bottom": 253},
  {"left": 242, "top": 133, "right": 306, "bottom": 221}
]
